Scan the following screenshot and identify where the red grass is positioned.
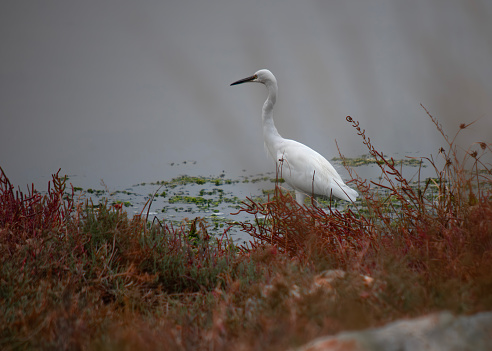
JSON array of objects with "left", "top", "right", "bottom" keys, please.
[
  {"left": 0, "top": 167, "right": 73, "bottom": 240},
  {"left": 1, "top": 108, "right": 491, "bottom": 350},
  {"left": 236, "top": 110, "right": 492, "bottom": 317}
]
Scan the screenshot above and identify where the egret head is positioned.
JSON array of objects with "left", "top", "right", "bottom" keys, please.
[{"left": 230, "top": 69, "right": 276, "bottom": 87}]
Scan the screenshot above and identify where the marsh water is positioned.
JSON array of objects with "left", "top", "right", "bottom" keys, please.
[{"left": 71, "top": 155, "right": 438, "bottom": 243}]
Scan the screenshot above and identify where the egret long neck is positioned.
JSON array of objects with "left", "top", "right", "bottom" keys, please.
[{"left": 262, "top": 81, "right": 283, "bottom": 160}]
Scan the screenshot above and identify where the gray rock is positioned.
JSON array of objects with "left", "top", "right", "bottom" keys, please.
[{"left": 297, "top": 311, "right": 492, "bottom": 351}]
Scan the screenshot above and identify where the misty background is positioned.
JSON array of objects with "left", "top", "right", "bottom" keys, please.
[{"left": 1, "top": 1, "right": 491, "bottom": 191}]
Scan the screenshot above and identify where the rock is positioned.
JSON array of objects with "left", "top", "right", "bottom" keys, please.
[{"left": 297, "top": 311, "right": 492, "bottom": 351}]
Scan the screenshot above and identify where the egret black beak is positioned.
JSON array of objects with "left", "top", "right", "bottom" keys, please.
[{"left": 230, "top": 74, "right": 257, "bottom": 86}]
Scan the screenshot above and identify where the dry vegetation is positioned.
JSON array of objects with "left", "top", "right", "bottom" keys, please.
[{"left": 1, "top": 110, "right": 491, "bottom": 350}]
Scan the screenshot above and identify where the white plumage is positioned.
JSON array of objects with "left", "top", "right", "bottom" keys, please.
[{"left": 231, "top": 69, "right": 358, "bottom": 205}]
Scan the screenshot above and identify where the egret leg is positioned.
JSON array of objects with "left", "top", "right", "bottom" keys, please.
[{"left": 295, "top": 190, "right": 307, "bottom": 205}]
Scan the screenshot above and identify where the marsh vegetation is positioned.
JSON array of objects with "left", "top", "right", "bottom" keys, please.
[{"left": 1, "top": 110, "right": 491, "bottom": 350}]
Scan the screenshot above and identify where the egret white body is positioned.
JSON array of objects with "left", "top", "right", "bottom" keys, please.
[{"left": 231, "top": 69, "right": 358, "bottom": 205}]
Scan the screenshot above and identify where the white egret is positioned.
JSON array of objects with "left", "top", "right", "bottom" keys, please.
[{"left": 230, "top": 69, "right": 358, "bottom": 205}]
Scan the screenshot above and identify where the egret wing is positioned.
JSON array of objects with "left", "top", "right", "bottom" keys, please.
[{"left": 276, "top": 139, "right": 357, "bottom": 201}]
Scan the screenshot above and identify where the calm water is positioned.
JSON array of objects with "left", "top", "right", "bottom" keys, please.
[
  {"left": 70, "top": 156, "right": 438, "bottom": 243},
  {"left": 2, "top": 1, "right": 491, "bottom": 192}
]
